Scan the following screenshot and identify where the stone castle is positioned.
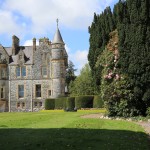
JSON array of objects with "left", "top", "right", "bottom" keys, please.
[{"left": 0, "top": 24, "right": 68, "bottom": 112}]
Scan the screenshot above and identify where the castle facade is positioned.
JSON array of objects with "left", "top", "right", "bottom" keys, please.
[{"left": 0, "top": 26, "right": 68, "bottom": 112}]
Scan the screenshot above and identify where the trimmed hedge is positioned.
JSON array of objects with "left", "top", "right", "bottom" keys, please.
[
  {"left": 65, "top": 97, "right": 75, "bottom": 110},
  {"left": 93, "top": 95, "right": 104, "bottom": 108},
  {"left": 55, "top": 97, "right": 67, "bottom": 109},
  {"left": 75, "top": 96, "right": 94, "bottom": 109},
  {"left": 45, "top": 99, "right": 55, "bottom": 110},
  {"left": 45, "top": 96, "right": 104, "bottom": 110}
]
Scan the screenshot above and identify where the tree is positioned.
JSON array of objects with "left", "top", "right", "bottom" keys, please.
[
  {"left": 65, "top": 60, "right": 77, "bottom": 89},
  {"left": 88, "top": 0, "right": 150, "bottom": 116},
  {"left": 69, "top": 63, "right": 95, "bottom": 96}
]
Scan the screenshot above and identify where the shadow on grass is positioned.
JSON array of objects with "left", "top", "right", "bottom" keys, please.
[{"left": 0, "top": 128, "right": 149, "bottom": 150}]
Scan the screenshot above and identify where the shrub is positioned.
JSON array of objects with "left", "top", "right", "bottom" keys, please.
[
  {"left": 75, "top": 96, "right": 94, "bottom": 109},
  {"left": 65, "top": 97, "right": 75, "bottom": 110},
  {"left": 93, "top": 95, "right": 104, "bottom": 108},
  {"left": 45, "top": 99, "right": 55, "bottom": 110},
  {"left": 146, "top": 107, "right": 150, "bottom": 117},
  {"left": 55, "top": 97, "right": 67, "bottom": 109}
]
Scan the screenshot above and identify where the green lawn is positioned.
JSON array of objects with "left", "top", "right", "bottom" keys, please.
[{"left": 0, "top": 110, "right": 149, "bottom": 150}]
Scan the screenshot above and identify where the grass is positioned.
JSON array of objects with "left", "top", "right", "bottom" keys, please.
[{"left": 0, "top": 110, "right": 149, "bottom": 150}]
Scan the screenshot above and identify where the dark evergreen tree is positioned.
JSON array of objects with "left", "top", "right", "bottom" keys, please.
[{"left": 88, "top": 0, "right": 150, "bottom": 116}]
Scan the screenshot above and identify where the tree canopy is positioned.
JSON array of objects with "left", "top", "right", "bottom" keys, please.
[
  {"left": 69, "top": 63, "right": 94, "bottom": 96},
  {"left": 88, "top": 0, "right": 150, "bottom": 116}
]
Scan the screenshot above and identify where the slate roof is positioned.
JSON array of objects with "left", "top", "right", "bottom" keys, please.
[
  {"left": 4, "top": 46, "right": 34, "bottom": 65},
  {"left": 52, "top": 27, "right": 64, "bottom": 44}
]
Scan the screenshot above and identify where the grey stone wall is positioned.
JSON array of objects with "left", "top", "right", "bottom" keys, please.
[
  {"left": 0, "top": 40, "right": 67, "bottom": 112},
  {"left": 9, "top": 79, "right": 52, "bottom": 112}
]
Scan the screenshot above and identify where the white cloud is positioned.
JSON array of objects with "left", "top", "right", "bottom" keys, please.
[
  {"left": 0, "top": 10, "right": 22, "bottom": 36},
  {"left": 2, "top": 0, "right": 103, "bottom": 34},
  {"left": 0, "top": 0, "right": 118, "bottom": 75},
  {"left": 23, "top": 39, "right": 39, "bottom": 46},
  {"left": 69, "top": 49, "right": 88, "bottom": 75},
  {"left": 0, "top": 0, "right": 118, "bottom": 36}
]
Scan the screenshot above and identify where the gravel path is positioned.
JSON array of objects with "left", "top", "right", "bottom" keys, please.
[
  {"left": 81, "top": 113, "right": 150, "bottom": 137},
  {"left": 136, "top": 121, "right": 150, "bottom": 136}
]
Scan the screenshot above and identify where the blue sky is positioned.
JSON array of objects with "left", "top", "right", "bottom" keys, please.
[{"left": 0, "top": 0, "right": 118, "bottom": 74}]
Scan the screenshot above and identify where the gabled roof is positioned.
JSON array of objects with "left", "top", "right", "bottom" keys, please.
[{"left": 4, "top": 46, "right": 33, "bottom": 65}]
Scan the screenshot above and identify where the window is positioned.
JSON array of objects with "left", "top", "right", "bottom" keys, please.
[
  {"left": 18, "top": 85, "right": 24, "bottom": 98},
  {"left": 16, "top": 66, "right": 26, "bottom": 77},
  {"left": 39, "top": 102, "right": 42, "bottom": 107},
  {"left": 0, "top": 87, "right": 5, "bottom": 98},
  {"left": 34, "top": 102, "right": 37, "bottom": 107},
  {"left": 22, "top": 67, "right": 26, "bottom": 76},
  {"left": 17, "top": 102, "right": 20, "bottom": 108},
  {"left": 42, "top": 67, "right": 47, "bottom": 77},
  {"left": 48, "top": 90, "right": 51, "bottom": 97},
  {"left": 22, "top": 102, "right": 25, "bottom": 108},
  {"left": 1, "top": 68, "right": 6, "bottom": 79},
  {"left": 36, "top": 85, "right": 41, "bottom": 97},
  {"left": 16, "top": 67, "right": 20, "bottom": 76}
]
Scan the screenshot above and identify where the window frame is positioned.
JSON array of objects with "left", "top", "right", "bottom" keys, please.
[
  {"left": 48, "top": 90, "right": 51, "bottom": 97},
  {"left": 18, "top": 85, "right": 24, "bottom": 98},
  {"left": 0, "top": 87, "right": 5, "bottom": 99},
  {"left": 39, "top": 102, "right": 42, "bottom": 107},
  {"left": 1, "top": 68, "right": 6, "bottom": 79},
  {"left": 34, "top": 102, "right": 37, "bottom": 107},
  {"left": 16, "top": 67, "right": 21, "bottom": 77},
  {"left": 22, "top": 102, "right": 25, "bottom": 108},
  {"left": 21, "top": 66, "right": 26, "bottom": 76},
  {"left": 42, "top": 66, "right": 47, "bottom": 77},
  {"left": 17, "top": 102, "right": 20, "bottom": 108},
  {"left": 16, "top": 66, "right": 26, "bottom": 77},
  {"left": 35, "top": 84, "right": 41, "bottom": 98}
]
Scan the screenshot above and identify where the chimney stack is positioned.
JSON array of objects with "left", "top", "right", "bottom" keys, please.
[
  {"left": 33, "top": 38, "right": 36, "bottom": 51},
  {"left": 12, "top": 35, "right": 19, "bottom": 55}
]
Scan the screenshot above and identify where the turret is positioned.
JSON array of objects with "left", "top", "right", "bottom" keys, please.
[{"left": 51, "top": 19, "right": 67, "bottom": 98}]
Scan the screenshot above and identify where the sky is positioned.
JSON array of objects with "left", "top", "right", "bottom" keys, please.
[{"left": 0, "top": 0, "right": 118, "bottom": 75}]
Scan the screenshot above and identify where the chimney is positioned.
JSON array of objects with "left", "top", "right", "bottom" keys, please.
[
  {"left": 12, "top": 35, "right": 19, "bottom": 55},
  {"left": 33, "top": 38, "right": 36, "bottom": 51}
]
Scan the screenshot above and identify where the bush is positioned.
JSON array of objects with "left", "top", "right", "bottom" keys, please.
[
  {"left": 65, "top": 97, "right": 75, "bottom": 110},
  {"left": 45, "top": 99, "right": 55, "bottom": 110},
  {"left": 146, "top": 107, "right": 150, "bottom": 116},
  {"left": 93, "top": 95, "right": 104, "bottom": 108},
  {"left": 55, "top": 97, "right": 67, "bottom": 109},
  {"left": 75, "top": 96, "right": 94, "bottom": 109}
]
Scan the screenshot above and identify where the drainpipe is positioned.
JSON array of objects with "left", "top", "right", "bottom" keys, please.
[
  {"left": 31, "top": 65, "right": 33, "bottom": 112},
  {"left": 9, "top": 65, "right": 11, "bottom": 112}
]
